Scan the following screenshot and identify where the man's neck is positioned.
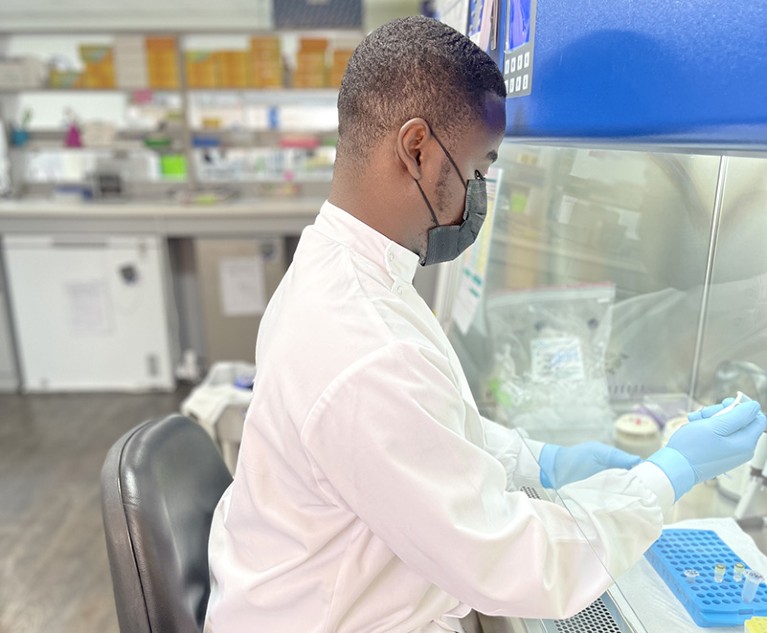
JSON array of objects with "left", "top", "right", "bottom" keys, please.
[{"left": 329, "top": 171, "right": 409, "bottom": 249}]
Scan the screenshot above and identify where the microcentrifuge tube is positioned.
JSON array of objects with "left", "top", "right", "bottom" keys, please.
[
  {"left": 714, "top": 563, "right": 726, "bottom": 583},
  {"left": 735, "top": 562, "right": 746, "bottom": 581},
  {"left": 742, "top": 570, "right": 763, "bottom": 603},
  {"left": 684, "top": 569, "right": 700, "bottom": 583}
]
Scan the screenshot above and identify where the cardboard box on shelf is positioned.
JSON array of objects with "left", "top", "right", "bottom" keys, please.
[
  {"left": 247, "top": 36, "right": 283, "bottom": 86},
  {"left": 146, "top": 36, "right": 176, "bottom": 52},
  {"left": 292, "top": 71, "right": 327, "bottom": 89},
  {"left": 250, "top": 47, "right": 282, "bottom": 63},
  {"left": 296, "top": 50, "right": 326, "bottom": 71},
  {"left": 251, "top": 61, "right": 283, "bottom": 88},
  {"left": 328, "top": 48, "right": 353, "bottom": 87},
  {"left": 250, "top": 36, "right": 281, "bottom": 54},
  {"left": 331, "top": 49, "right": 353, "bottom": 69},
  {"left": 329, "top": 71, "right": 345, "bottom": 88},
  {"left": 148, "top": 69, "right": 180, "bottom": 89},
  {"left": 80, "top": 45, "right": 116, "bottom": 88},
  {"left": 222, "top": 74, "right": 249, "bottom": 88},
  {"left": 218, "top": 51, "right": 250, "bottom": 88},
  {"left": 299, "top": 37, "right": 329, "bottom": 53},
  {"left": 82, "top": 72, "right": 115, "bottom": 89},
  {"left": 48, "top": 69, "right": 83, "bottom": 89},
  {"left": 250, "top": 38, "right": 281, "bottom": 77},
  {"left": 186, "top": 51, "right": 218, "bottom": 88},
  {"left": 146, "top": 37, "right": 179, "bottom": 89},
  {"left": 82, "top": 65, "right": 116, "bottom": 89},
  {"left": 79, "top": 44, "right": 112, "bottom": 64},
  {"left": 294, "top": 47, "right": 327, "bottom": 88}
]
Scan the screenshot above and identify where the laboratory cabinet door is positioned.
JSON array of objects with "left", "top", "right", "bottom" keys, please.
[
  {"left": 194, "top": 237, "right": 287, "bottom": 365},
  {"left": 4, "top": 233, "right": 175, "bottom": 392}
]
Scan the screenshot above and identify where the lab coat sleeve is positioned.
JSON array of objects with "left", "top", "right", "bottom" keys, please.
[
  {"left": 301, "top": 341, "right": 667, "bottom": 620},
  {"left": 479, "top": 415, "right": 545, "bottom": 491}
]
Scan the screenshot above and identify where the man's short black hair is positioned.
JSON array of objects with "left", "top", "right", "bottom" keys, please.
[{"left": 337, "top": 16, "right": 506, "bottom": 165}]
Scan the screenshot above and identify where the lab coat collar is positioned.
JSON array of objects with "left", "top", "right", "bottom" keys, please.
[{"left": 316, "top": 200, "right": 420, "bottom": 284}]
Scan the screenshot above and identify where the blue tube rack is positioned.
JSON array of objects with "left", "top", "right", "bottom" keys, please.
[{"left": 645, "top": 529, "right": 767, "bottom": 627}]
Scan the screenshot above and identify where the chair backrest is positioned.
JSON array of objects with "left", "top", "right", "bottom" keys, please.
[{"left": 101, "top": 414, "right": 233, "bottom": 633}]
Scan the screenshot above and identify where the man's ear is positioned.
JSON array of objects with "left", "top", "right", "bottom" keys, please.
[{"left": 395, "top": 118, "right": 431, "bottom": 180}]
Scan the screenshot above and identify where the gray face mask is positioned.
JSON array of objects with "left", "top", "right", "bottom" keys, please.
[{"left": 414, "top": 130, "right": 488, "bottom": 266}]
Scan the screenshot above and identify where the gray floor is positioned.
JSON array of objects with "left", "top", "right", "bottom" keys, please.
[
  {"left": 0, "top": 389, "right": 524, "bottom": 633},
  {"left": 0, "top": 388, "right": 191, "bottom": 633}
]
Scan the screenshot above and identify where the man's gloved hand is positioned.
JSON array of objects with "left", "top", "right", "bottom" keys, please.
[
  {"left": 647, "top": 399, "right": 767, "bottom": 501},
  {"left": 539, "top": 441, "right": 643, "bottom": 489}
]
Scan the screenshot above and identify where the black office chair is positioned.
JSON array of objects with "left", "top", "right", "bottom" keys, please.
[{"left": 101, "top": 414, "right": 233, "bottom": 633}]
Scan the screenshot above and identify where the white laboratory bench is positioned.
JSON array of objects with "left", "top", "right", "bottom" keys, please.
[{"left": 0, "top": 196, "right": 324, "bottom": 236}]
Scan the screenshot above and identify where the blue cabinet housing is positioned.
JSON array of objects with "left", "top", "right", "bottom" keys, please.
[{"left": 490, "top": 0, "right": 767, "bottom": 146}]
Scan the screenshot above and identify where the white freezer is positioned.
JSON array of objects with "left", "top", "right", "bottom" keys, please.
[{"left": 4, "top": 233, "right": 175, "bottom": 392}]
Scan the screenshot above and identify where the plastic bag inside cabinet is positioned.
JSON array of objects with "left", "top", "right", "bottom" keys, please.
[{"left": 484, "top": 283, "right": 615, "bottom": 445}]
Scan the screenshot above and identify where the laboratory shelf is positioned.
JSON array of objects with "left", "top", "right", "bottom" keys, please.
[
  {"left": 187, "top": 88, "right": 339, "bottom": 104},
  {"left": 0, "top": 88, "right": 181, "bottom": 94}
]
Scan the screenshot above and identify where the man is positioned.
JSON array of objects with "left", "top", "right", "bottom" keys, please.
[{"left": 205, "top": 16, "right": 765, "bottom": 633}]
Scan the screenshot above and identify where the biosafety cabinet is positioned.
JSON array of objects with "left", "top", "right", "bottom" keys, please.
[
  {"left": 435, "top": 0, "right": 767, "bottom": 631},
  {"left": 442, "top": 148, "right": 767, "bottom": 445}
]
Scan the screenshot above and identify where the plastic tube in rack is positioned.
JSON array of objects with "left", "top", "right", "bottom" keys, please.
[
  {"left": 684, "top": 569, "right": 699, "bottom": 583},
  {"left": 715, "top": 563, "right": 726, "bottom": 583},
  {"left": 742, "top": 570, "right": 763, "bottom": 603}
]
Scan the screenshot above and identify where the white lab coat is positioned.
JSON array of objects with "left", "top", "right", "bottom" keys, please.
[{"left": 204, "top": 201, "right": 675, "bottom": 633}]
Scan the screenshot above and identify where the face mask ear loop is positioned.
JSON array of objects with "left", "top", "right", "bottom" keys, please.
[
  {"left": 430, "top": 130, "right": 468, "bottom": 192},
  {"left": 414, "top": 178, "right": 440, "bottom": 227}
]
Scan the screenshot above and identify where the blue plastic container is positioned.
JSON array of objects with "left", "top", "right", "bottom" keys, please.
[{"left": 645, "top": 529, "right": 767, "bottom": 627}]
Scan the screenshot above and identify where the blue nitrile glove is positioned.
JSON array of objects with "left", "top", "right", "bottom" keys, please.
[
  {"left": 539, "top": 441, "right": 643, "bottom": 489},
  {"left": 647, "top": 399, "right": 767, "bottom": 501}
]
